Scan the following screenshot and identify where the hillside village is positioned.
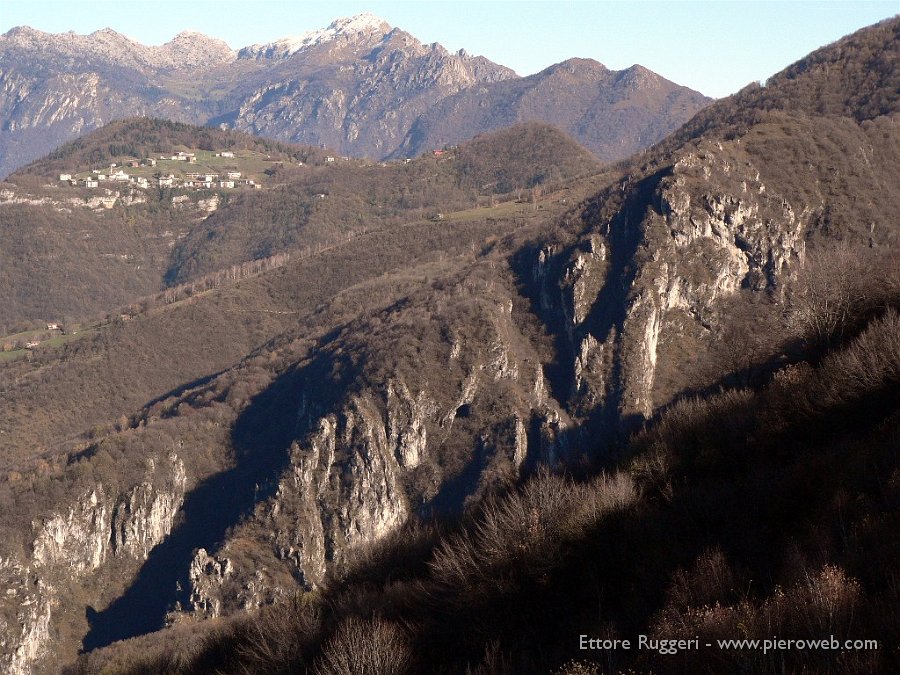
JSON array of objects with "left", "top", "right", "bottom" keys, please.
[
  {"left": 53, "top": 145, "right": 459, "bottom": 194},
  {"left": 57, "top": 149, "right": 274, "bottom": 191}
]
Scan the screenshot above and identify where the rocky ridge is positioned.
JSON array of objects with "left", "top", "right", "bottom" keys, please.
[
  {"left": 0, "top": 14, "right": 710, "bottom": 178},
  {"left": 238, "top": 12, "right": 391, "bottom": 60},
  {"left": 396, "top": 58, "right": 711, "bottom": 162}
]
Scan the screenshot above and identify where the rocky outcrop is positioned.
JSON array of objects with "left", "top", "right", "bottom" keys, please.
[
  {"left": 31, "top": 455, "right": 186, "bottom": 573},
  {"left": 32, "top": 488, "right": 111, "bottom": 572},
  {"left": 0, "top": 559, "right": 52, "bottom": 675},
  {"left": 112, "top": 458, "right": 187, "bottom": 559},
  {"left": 187, "top": 548, "right": 233, "bottom": 618},
  {"left": 610, "top": 142, "right": 806, "bottom": 418},
  {"left": 0, "top": 453, "right": 186, "bottom": 674},
  {"left": 527, "top": 138, "right": 810, "bottom": 438},
  {"left": 183, "top": 284, "right": 570, "bottom": 617},
  {"left": 0, "top": 186, "right": 144, "bottom": 213}
]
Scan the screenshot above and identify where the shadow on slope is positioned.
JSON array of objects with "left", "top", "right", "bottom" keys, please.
[
  {"left": 509, "top": 168, "right": 670, "bottom": 447},
  {"left": 80, "top": 343, "right": 353, "bottom": 651}
]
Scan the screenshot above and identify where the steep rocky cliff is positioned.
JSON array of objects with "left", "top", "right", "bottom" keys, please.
[
  {"left": 527, "top": 138, "right": 809, "bottom": 443},
  {"left": 172, "top": 24, "right": 899, "bottom": 647},
  {"left": 162, "top": 113, "right": 855, "bottom": 615},
  {"left": 180, "top": 275, "right": 571, "bottom": 618},
  {"left": 0, "top": 453, "right": 186, "bottom": 674}
]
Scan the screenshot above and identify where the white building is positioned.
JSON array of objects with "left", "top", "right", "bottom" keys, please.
[{"left": 59, "top": 173, "right": 72, "bottom": 181}]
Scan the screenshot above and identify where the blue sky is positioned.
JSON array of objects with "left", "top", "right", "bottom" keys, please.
[{"left": 0, "top": 1, "right": 896, "bottom": 98}]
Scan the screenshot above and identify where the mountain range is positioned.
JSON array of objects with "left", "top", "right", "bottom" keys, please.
[
  {"left": 0, "top": 13, "right": 711, "bottom": 178},
  {"left": 0, "top": 14, "right": 897, "bottom": 675}
]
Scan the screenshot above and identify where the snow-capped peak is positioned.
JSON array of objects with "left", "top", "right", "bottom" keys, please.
[{"left": 239, "top": 12, "right": 392, "bottom": 60}]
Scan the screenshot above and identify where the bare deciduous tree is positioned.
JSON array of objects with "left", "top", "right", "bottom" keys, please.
[{"left": 314, "top": 616, "right": 411, "bottom": 675}]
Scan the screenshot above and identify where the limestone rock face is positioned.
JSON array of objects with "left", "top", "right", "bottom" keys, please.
[
  {"left": 528, "top": 138, "right": 811, "bottom": 440},
  {"left": 187, "top": 548, "right": 232, "bottom": 618},
  {"left": 0, "top": 453, "right": 186, "bottom": 674},
  {"left": 0, "top": 559, "right": 52, "bottom": 675},
  {"left": 181, "top": 281, "right": 571, "bottom": 617},
  {"left": 0, "top": 187, "right": 126, "bottom": 212},
  {"left": 112, "top": 458, "right": 187, "bottom": 559},
  {"left": 32, "top": 488, "right": 109, "bottom": 572}
]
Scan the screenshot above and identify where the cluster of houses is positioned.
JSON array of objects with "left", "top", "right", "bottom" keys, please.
[
  {"left": 162, "top": 150, "right": 234, "bottom": 162},
  {"left": 19, "top": 323, "right": 63, "bottom": 351},
  {"left": 59, "top": 157, "right": 157, "bottom": 188},
  {"left": 158, "top": 171, "right": 257, "bottom": 190},
  {"left": 59, "top": 169, "right": 150, "bottom": 188},
  {"left": 58, "top": 152, "right": 258, "bottom": 191},
  {"left": 59, "top": 164, "right": 151, "bottom": 189}
]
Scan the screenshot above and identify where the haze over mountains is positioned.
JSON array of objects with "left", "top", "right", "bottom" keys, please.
[
  {"left": 0, "top": 12, "right": 710, "bottom": 178},
  {"left": 0, "top": 13, "right": 897, "bottom": 675}
]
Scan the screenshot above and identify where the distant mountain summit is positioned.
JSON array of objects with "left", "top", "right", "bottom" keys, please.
[
  {"left": 238, "top": 12, "right": 392, "bottom": 60},
  {"left": 395, "top": 57, "right": 710, "bottom": 162},
  {"left": 0, "top": 25, "right": 235, "bottom": 71},
  {"left": 0, "top": 13, "right": 711, "bottom": 177}
]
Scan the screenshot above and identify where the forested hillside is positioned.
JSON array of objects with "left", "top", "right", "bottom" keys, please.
[{"left": 0, "top": 119, "right": 600, "bottom": 335}]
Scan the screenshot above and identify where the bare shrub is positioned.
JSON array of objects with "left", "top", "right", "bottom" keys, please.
[
  {"left": 577, "top": 472, "right": 639, "bottom": 525},
  {"left": 652, "top": 564, "right": 870, "bottom": 674},
  {"left": 464, "top": 640, "right": 515, "bottom": 675},
  {"left": 429, "top": 470, "right": 637, "bottom": 594},
  {"left": 630, "top": 388, "right": 756, "bottom": 485},
  {"left": 552, "top": 660, "right": 600, "bottom": 675},
  {"left": 314, "top": 616, "right": 411, "bottom": 675},
  {"left": 789, "top": 246, "right": 900, "bottom": 351},
  {"left": 663, "top": 548, "right": 738, "bottom": 619},
  {"left": 782, "top": 565, "right": 862, "bottom": 637},
  {"left": 821, "top": 307, "right": 900, "bottom": 402},
  {"left": 231, "top": 594, "right": 320, "bottom": 673},
  {"left": 337, "top": 519, "right": 442, "bottom": 588}
]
